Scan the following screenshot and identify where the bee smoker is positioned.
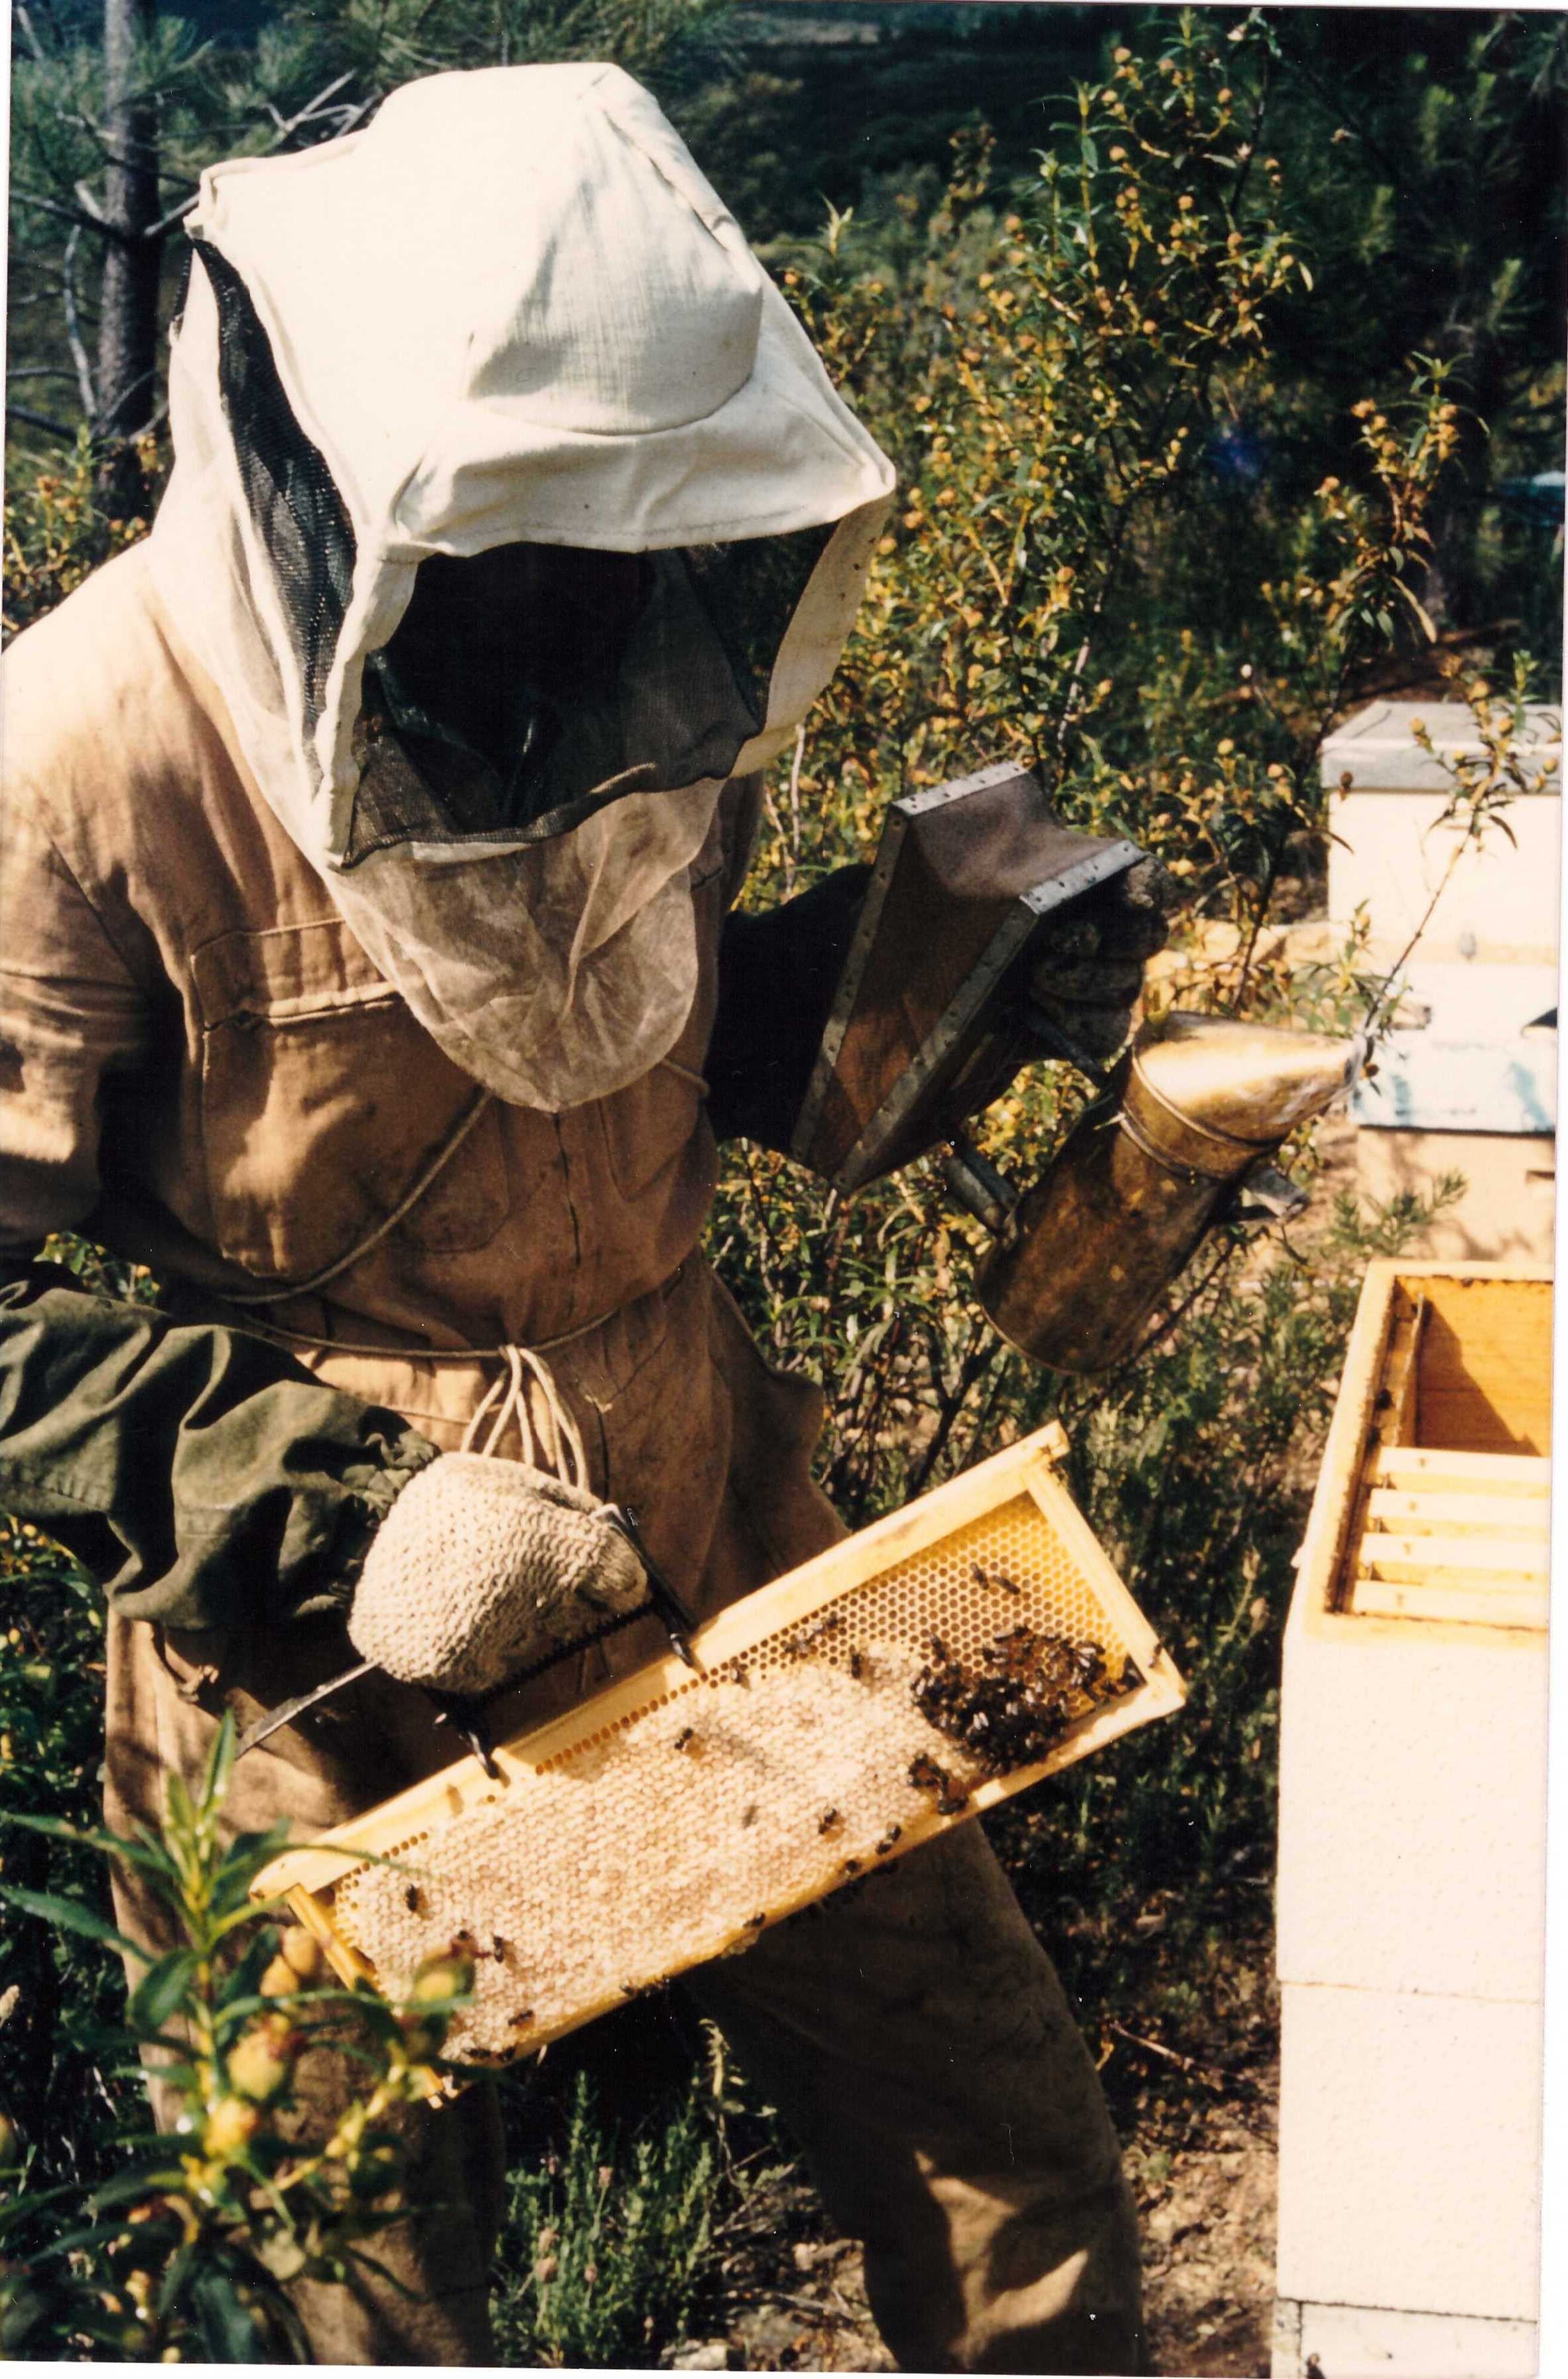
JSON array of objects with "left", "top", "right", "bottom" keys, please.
[
  {"left": 774, "top": 760, "right": 1364, "bottom": 1377},
  {"left": 952, "top": 1012, "right": 1364, "bottom": 1375}
]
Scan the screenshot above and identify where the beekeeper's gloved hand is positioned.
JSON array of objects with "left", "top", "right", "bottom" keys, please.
[
  {"left": 348, "top": 1453, "right": 648, "bottom": 1698},
  {"left": 1023, "top": 856, "right": 1175, "bottom": 1069}
]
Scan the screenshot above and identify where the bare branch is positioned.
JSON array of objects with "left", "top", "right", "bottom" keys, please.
[
  {"left": 6, "top": 402, "right": 80, "bottom": 438},
  {"left": 73, "top": 179, "right": 113, "bottom": 228},
  {"left": 13, "top": 3, "right": 50, "bottom": 62},
  {"left": 142, "top": 194, "right": 198, "bottom": 241},
  {"left": 62, "top": 223, "right": 98, "bottom": 417},
  {"left": 9, "top": 187, "right": 109, "bottom": 238},
  {"left": 258, "top": 70, "right": 356, "bottom": 153}
]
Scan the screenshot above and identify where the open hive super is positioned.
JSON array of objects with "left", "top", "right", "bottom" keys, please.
[
  {"left": 260, "top": 1424, "right": 1185, "bottom": 2063},
  {"left": 1298, "top": 1263, "right": 1552, "bottom": 1637}
]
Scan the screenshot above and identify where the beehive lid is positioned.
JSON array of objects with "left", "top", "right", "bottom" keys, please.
[
  {"left": 1320, "top": 701, "right": 1561, "bottom": 795},
  {"left": 259, "top": 1423, "right": 1184, "bottom": 2064}
]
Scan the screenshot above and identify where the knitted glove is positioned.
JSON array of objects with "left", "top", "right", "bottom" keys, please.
[
  {"left": 1024, "top": 856, "right": 1175, "bottom": 1067},
  {"left": 348, "top": 1452, "right": 648, "bottom": 1698}
]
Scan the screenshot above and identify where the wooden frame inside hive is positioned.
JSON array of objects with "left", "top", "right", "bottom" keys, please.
[
  {"left": 1295, "top": 1262, "right": 1552, "bottom": 1643},
  {"left": 258, "top": 1422, "right": 1185, "bottom": 2063}
]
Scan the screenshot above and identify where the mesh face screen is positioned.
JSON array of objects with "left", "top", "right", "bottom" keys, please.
[
  {"left": 344, "top": 523, "right": 834, "bottom": 862},
  {"left": 192, "top": 240, "right": 356, "bottom": 756},
  {"left": 191, "top": 235, "right": 832, "bottom": 857},
  {"left": 320, "top": 1489, "right": 1154, "bottom": 2065}
]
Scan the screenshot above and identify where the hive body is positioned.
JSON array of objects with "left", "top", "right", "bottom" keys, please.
[
  {"left": 1274, "top": 1264, "right": 1551, "bottom": 2379},
  {"left": 261, "top": 1424, "right": 1183, "bottom": 2062}
]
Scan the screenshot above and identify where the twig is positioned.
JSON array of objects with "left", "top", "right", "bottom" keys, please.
[
  {"left": 1106, "top": 2019, "right": 1226, "bottom": 2092},
  {"left": 141, "top": 192, "right": 200, "bottom": 241},
  {"left": 788, "top": 722, "right": 805, "bottom": 865},
  {"left": 13, "top": 3, "right": 49, "bottom": 61},
  {"left": 907, "top": 1324, "right": 993, "bottom": 1497},
  {"left": 6, "top": 401, "right": 78, "bottom": 437},
  {"left": 766, "top": 2289, "right": 858, "bottom": 2322},
  {"left": 1361, "top": 812, "right": 1488, "bottom": 1038},
  {"left": 9, "top": 186, "right": 109, "bottom": 238},
  {"left": 61, "top": 223, "right": 96, "bottom": 417}
]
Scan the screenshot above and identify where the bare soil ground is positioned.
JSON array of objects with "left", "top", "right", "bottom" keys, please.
[{"left": 670, "top": 1948, "right": 1281, "bottom": 2377}]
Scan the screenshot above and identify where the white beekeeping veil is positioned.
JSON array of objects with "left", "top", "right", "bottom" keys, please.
[{"left": 148, "top": 63, "right": 895, "bottom": 1109}]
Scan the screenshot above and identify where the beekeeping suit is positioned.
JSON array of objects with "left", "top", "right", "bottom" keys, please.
[{"left": 0, "top": 66, "right": 1141, "bottom": 2371}]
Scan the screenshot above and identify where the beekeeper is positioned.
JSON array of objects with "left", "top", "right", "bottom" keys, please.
[{"left": 0, "top": 64, "right": 1163, "bottom": 2372}]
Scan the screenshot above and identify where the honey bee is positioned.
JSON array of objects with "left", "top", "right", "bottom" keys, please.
[
  {"left": 795, "top": 1611, "right": 843, "bottom": 1655},
  {"left": 907, "top": 1751, "right": 969, "bottom": 1815}
]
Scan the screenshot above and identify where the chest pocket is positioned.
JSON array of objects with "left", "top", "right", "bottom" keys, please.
[
  {"left": 597, "top": 860, "right": 726, "bottom": 1205},
  {"left": 192, "top": 918, "right": 509, "bottom": 1281}
]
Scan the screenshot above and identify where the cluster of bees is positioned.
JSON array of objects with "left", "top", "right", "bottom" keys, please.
[{"left": 911, "top": 1620, "right": 1140, "bottom": 1777}]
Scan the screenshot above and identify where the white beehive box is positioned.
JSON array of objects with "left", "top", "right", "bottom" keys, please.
[
  {"left": 1351, "top": 961, "right": 1556, "bottom": 1265},
  {"left": 1274, "top": 1264, "right": 1551, "bottom": 2379},
  {"left": 1322, "top": 699, "right": 1561, "bottom": 967},
  {"left": 1322, "top": 701, "right": 1560, "bottom": 1264}
]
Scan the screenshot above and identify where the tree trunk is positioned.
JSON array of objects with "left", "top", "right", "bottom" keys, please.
[{"left": 95, "top": 0, "right": 163, "bottom": 506}]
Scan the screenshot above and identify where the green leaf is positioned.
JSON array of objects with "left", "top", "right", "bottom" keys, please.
[
  {"left": 0, "top": 1883, "right": 149, "bottom": 1962},
  {"left": 200, "top": 1713, "right": 237, "bottom": 1828},
  {"left": 190, "top": 2266, "right": 276, "bottom": 2363},
  {"left": 0, "top": 1810, "right": 172, "bottom": 1873},
  {"left": 163, "top": 1770, "right": 195, "bottom": 1836},
  {"left": 91, "top": 2163, "right": 188, "bottom": 2210},
  {"left": 128, "top": 1947, "right": 198, "bottom": 2032}
]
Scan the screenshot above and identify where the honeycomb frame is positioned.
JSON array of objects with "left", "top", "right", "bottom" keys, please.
[{"left": 259, "top": 1422, "right": 1185, "bottom": 2062}]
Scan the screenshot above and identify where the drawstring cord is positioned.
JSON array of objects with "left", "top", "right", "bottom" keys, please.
[
  {"left": 458, "top": 1341, "right": 589, "bottom": 1486},
  {"left": 208, "top": 1080, "right": 596, "bottom": 1487}
]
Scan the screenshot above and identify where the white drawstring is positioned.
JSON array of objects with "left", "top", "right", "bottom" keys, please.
[{"left": 459, "top": 1342, "right": 588, "bottom": 1488}]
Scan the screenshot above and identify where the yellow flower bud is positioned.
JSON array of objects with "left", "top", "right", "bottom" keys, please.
[
  {"left": 203, "top": 2096, "right": 262, "bottom": 2157},
  {"left": 279, "top": 1927, "right": 322, "bottom": 1981},
  {"left": 411, "top": 1948, "right": 475, "bottom": 2005},
  {"left": 226, "top": 2015, "right": 298, "bottom": 2106}
]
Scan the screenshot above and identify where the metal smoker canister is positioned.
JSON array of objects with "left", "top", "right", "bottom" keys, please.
[{"left": 974, "top": 1013, "right": 1361, "bottom": 1375}]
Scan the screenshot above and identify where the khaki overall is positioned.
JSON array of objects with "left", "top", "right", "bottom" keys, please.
[{"left": 3, "top": 549, "right": 1140, "bottom": 2372}]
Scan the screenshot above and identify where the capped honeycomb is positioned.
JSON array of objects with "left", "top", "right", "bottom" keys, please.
[{"left": 265, "top": 1433, "right": 1183, "bottom": 2063}]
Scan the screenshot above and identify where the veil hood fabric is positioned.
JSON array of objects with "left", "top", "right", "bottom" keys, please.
[{"left": 147, "top": 62, "right": 895, "bottom": 1108}]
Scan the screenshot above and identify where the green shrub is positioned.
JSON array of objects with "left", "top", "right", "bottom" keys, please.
[
  {"left": 0, "top": 1714, "right": 479, "bottom": 2362},
  {"left": 492, "top": 2069, "right": 720, "bottom": 2368}
]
